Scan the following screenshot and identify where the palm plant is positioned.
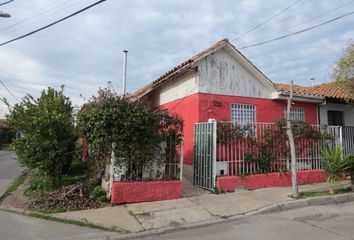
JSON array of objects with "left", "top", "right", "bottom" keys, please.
[
  {"left": 321, "top": 146, "right": 349, "bottom": 195},
  {"left": 346, "top": 155, "right": 354, "bottom": 192}
]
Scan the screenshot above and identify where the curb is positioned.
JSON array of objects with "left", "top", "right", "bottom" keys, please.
[{"left": 109, "top": 192, "right": 354, "bottom": 240}]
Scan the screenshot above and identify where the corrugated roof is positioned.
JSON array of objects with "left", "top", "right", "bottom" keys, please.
[{"left": 275, "top": 81, "right": 354, "bottom": 102}]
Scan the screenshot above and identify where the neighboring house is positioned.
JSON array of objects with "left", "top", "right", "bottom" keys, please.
[
  {"left": 131, "top": 39, "right": 325, "bottom": 165},
  {"left": 276, "top": 82, "right": 354, "bottom": 126}
]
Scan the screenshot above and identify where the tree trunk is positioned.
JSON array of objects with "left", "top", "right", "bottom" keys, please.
[
  {"left": 351, "top": 172, "right": 354, "bottom": 192},
  {"left": 286, "top": 80, "right": 298, "bottom": 198},
  {"left": 329, "top": 185, "right": 335, "bottom": 195}
]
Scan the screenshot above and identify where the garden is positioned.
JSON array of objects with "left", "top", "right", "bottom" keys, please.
[{"left": 1, "top": 83, "right": 182, "bottom": 212}]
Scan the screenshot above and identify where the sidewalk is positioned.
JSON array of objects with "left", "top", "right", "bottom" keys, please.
[{"left": 51, "top": 180, "right": 352, "bottom": 235}]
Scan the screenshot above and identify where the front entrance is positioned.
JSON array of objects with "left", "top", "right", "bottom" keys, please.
[{"left": 193, "top": 120, "right": 216, "bottom": 190}]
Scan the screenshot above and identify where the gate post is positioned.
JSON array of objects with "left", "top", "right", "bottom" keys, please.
[{"left": 208, "top": 119, "right": 217, "bottom": 189}]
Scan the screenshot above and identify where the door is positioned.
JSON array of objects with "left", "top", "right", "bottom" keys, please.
[{"left": 193, "top": 121, "right": 216, "bottom": 190}]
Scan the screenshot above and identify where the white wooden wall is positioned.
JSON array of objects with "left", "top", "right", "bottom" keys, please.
[
  {"left": 149, "top": 47, "right": 275, "bottom": 106},
  {"left": 197, "top": 49, "right": 274, "bottom": 99}
]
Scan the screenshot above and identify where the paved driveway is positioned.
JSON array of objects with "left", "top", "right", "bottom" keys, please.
[{"left": 0, "top": 150, "right": 22, "bottom": 196}]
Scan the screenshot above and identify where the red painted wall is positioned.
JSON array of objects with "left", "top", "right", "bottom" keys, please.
[
  {"left": 160, "top": 94, "right": 200, "bottom": 165},
  {"left": 198, "top": 93, "right": 318, "bottom": 124},
  {"left": 111, "top": 180, "right": 182, "bottom": 204},
  {"left": 216, "top": 170, "right": 326, "bottom": 192},
  {"left": 160, "top": 92, "right": 318, "bottom": 165}
]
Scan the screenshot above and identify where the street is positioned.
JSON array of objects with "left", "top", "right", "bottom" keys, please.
[
  {"left": 1, "top": 150, "right": 354, "bottom": 240},
  {"left": 0, "top": 210, "right": 117, "bottom": 240},
  {"left": 0, "top": 150, "right": 117, "bottom": 240},
  {"left": 0, "top": 150, "right": 22, "bottom": 196},
  {"left": 143, "top": 202, "right": 354, "bottom": 240}
]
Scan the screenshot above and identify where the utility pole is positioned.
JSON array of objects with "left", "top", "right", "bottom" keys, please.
[
  {"left": 122, "top": 50, "right": 128, "bottom": 95},
  {"left": 286, "top": 80, "right": 298, "bottom": 198}
]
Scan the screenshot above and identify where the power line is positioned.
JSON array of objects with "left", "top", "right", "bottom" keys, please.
[
  {"left": 258, "top": 0, "right": 354, "bottom": 42},
  {"left": 0, "top": 0, "right": 107, "bottom": 47},
  {"left": 0, "top": 0, "right": 85, "bottom": 36},
  {"left": 0, "top": 68, "right": 40, "bottom": 93},
  {"left": 243, "top": 0, "right": 347, "bottom": 40},
  {"left": 232, "top": 0, "right": 303, "bottom": 42},
  {"left": 239, "top": 10, "right": 354, "bottom": 49},
  {"left": 0, "top": 0, "right": 14, "bottom": 7},
  {"left": 0, "top": 78, "right": 19, "bottom": 101}
]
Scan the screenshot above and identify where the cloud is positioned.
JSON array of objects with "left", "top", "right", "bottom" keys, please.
[{"left": 0, "top": 0, "right": 353, "bottom": 117}]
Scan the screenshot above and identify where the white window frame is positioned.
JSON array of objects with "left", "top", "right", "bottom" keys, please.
[
  {"left": 284, "top": 107, "right": 305, "bottom": 121},
  {"left": 230, "top": 103, "right": 256, "bottom": 124}
]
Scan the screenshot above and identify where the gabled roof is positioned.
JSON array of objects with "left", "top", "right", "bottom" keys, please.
[
  {"left": 275, "top": 81, "right": 354, "bottom": 102},
  {"left": 130, "top": 38, "right": 276, "bottom": 100}
]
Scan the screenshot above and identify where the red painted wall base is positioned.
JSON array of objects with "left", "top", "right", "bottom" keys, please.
[
  {"left": 216, "top": 170, "right": 326, "bottom": 192},
  {"left": 111, "top": 180, "right": 182, "bottom": 204}
]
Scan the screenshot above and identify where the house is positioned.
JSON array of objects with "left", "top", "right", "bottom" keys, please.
[
  {"left": 131, "top": 38, "right": 325, "bottom": 165},
  {"left": 276, "top": 82, "right": 354, "bottom": 126}
]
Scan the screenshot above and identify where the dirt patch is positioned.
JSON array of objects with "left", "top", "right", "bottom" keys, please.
[{"left": 27, "top": 184, "right": 109, "bottom": 212}]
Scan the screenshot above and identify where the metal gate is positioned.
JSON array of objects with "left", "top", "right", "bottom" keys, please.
[{"left": 193, "top": 119, "right": 216, "bottom": 190}]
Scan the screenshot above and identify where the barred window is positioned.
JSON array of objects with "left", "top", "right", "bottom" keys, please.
[
  {"left": 284, "top": 107, "right": 305, "bottom": 121},
  {"left": 231, "top": 104, "right": 256, "bottom": 124}
]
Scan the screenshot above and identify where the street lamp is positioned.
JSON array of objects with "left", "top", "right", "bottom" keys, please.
[{"left": 0, "top": 11, "right": 10, "bottom": 18}]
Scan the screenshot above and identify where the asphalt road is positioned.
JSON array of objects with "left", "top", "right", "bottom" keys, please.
[
  {"left": 0, "top": 150, "right": 22, "bottom": 196},
  {"left": 0, "top": 210, "right": 117, "bottom": 240},
  {"left": 142, "top": 201, "right": 354, "bottom": 240}
]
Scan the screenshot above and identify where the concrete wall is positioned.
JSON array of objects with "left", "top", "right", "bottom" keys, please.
[
  {"left": 319, "top": 103, "right": 354, "bottom": 126},
  {"left": 197, "top": 92, "right": 318, "bottom": 124},
  {"left": 149, "top": 71, "right": 198, "bottom": 107},
  {"left": 197, "top": 48, "right": 274, "bottom": 99},
  {"left": 111, "top": 180, "right": 182, "bottom": 204},
  {"left": 216, "top": 170, "right": 326, "bottom": 192},
  {"left": 160, "top": 92, "right": 318, "bottom": 165}
]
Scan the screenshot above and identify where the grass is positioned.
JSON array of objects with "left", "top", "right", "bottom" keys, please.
[
  {"left": 296, "top": 187, "right": 353, "bottom": 199},
  {"left": 0, "top": 173, "right": 27, "bottom": 200},
  {"left": 24, "top": 159, "right": 87, "bottom": 197}
]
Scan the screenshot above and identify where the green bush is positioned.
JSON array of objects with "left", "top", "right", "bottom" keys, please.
[
  {"left": 6, "top": 87, "right": 76, "bottom": 186},
  {"left": 90, "top": 186, "right": 106, "bottom": 203},
  {"left": 77, "top": 84, "right": 183, "bottom": 184}
]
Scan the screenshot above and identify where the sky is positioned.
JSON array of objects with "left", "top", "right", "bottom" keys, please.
[{"left": 0, "top": 0, "right": 353, "bottom": 117}]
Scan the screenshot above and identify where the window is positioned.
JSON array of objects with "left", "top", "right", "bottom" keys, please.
[
  {"left": 328, "top": 111, "right": 344, "bottom": 126},
  {"left": 231, "top": 104, "right": 256, "bottom": 124},
  {"left": 284, "top": 107, "right": 305, "bottom": 121}
]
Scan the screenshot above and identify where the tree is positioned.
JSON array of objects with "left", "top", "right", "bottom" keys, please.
[
  {"left": 6, "top": 87, "right": 76, "bottom": 185},
  {"left": 333, "top": 40, "right": 354, "bottom": 94},
  {"left": 286, "top": 80, "right": 298, "bottom": 198}
]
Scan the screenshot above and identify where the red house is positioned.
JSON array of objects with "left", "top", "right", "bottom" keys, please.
[{"left": 131, "top": 39, "right": 324, "bottom": 166}]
